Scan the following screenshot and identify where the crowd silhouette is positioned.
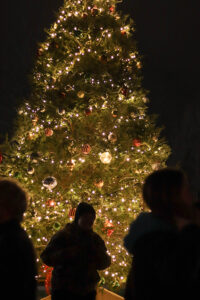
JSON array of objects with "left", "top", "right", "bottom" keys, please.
[{"left": 1, "top": 167, "right": 200, "bottom": 299}]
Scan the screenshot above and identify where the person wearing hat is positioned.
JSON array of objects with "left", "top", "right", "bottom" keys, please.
[{"left": 41, "top": 202, "right": 111, "bottom": 300}]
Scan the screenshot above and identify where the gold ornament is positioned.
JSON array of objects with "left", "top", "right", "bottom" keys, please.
[
  {"left": 94, "top": 180, "right": 104, "bottom": 188},
  {"left": 66, "top": 161, "right": 75, "bottom": 171},
  {"left": 108, "top": 133, "right": 117, "bottom": 143},
  {"left": 27, "top": 167, "right": 35, "bottom": 175},
  {"left": 99, "top": 152, "right": 112, "bottom": 164},
  {"left": 77, "top": 91, "right": 85, "bottom": 98}
]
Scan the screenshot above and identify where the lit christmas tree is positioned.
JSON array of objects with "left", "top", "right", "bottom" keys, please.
[{"left": 0, "top": 0, "right": 170, "bottom": 292}]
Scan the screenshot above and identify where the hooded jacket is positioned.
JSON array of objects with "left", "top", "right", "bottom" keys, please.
[
  {"left": 41, "top": 222, "right": 111, "bottom": 295},
  {"left": 124, "top": 212, "right": 200, "bottom": 300}
]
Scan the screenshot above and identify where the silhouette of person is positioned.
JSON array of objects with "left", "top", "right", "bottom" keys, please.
[
  {"left": 0, "top": 178, "right": 37, "bottom": 300},
  {"left": 124, "top": 168, "right": 200, "bottom": 300},
  {"left": 41, "top": 202, "right": 111, "bottom": 300}
]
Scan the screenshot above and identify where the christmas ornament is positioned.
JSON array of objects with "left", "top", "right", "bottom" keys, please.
[
  {"left": 130, "top": 112, "right": 137, "bottom": 118},
  {"left": 0, "top": 153, "right": 3, "bottom": 164},
  {"left": 60, "top": 92, "right": 66, "bottom": 98},
  {"left": 43, "top": 176, "right": 57, "bottom": 190},
  {"left": 82, "top": 144, "right": 91, "bottom": 154},
  {"left": 152, "top": 162, "right": 160, "bottom": 170},
  {"left": 27, "top": 132, "right": 34, "bottom": 140},
  {"left": 91, "top": 6, "right": 98, "bottom": 16},
  {"left": 27, "top": 167, "right": 35, "bottom": 175},
  {"left": 37, "top": 48, "right": 44, "bottom": 56},
  {"left": 45, "top": 128, "right": 54, "bottom": 137},
  {"left": 133, "top": 139, "right": 142, "bottom": 147},
  {"left": 112, "top": 110, "right": 118, "bottom": 117},
  {"left": 99, "top": 152, "right": 112, "bottom": 164},
  {"left": 47, "top": 199, "right": 56, "bottom": 207},
  {"left": 77, "top": 91, "right": 85, "bottom": 98},
  {"left": 152, "top": 136, "right": 158, "bottom": 142},
  {"left": 121, "top": 87, "right": 128, "bottom": 97},
  {"left": 66, "top": 160, "right": 75, "bottom": 171},
  {"left": 85, "top": 108, "right": 92, "bottom": 116},
  {"left": 40, "top": 107, "right": 46, "bottom": 113},
  {"left": 121, "top": 30, "right": 126, "bottom": 35},
  {"left": 100, "top": 54, "right": 107, "bottom": 63},
  {"left": 57, "top": 107, "right": 66, "bottom": 115},
  {"left": 103, "top": 220, "right": 114, "bottom": 237},
  {"left": 108, "top": 133, "right": 117, "bottom": 143},
  {"left": 53, "top": 222, "right": 61, "bottom": 230},
  {"left": 30, "top": 152, "right": 41, "bottom": 163},
  {"left": 94, "top": 179, "right": 104, "bottom": 188},
  {"left": 109, "top": 6, "right": 115, "bottom": 13},
  {"left": 68, "top": 207, "right": 76, "bottom": 218}
]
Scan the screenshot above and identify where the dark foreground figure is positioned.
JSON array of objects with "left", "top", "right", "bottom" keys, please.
[
  {"left": 124, "top": 168, "right": 200, "bottom": 300},
  {"left": 0, "top": 179, "right": 37, "bottom": 300},
  {"left": 41, "top": 202, "right": 111, "bottom": 300}
]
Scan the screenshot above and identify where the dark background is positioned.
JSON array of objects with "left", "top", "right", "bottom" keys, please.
[{"left": 1, "top": 0, "right": 200, "bottom": 197}]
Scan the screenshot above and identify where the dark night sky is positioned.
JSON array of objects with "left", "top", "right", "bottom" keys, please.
[{"left": 1, "top": 0, "right": 200, "bottom": 196}]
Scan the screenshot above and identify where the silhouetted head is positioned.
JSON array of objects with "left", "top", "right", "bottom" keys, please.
[
  {"left": 143, "top": 168, "right": 192, "bottom": 220},
  {"left": 0, "top": 178, "right": 27, "bottom": 223},
  {"left": 74, "top": 202, "right": 96, "bottom": 231}
]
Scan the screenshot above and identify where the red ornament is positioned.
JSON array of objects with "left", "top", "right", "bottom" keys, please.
[
  {"left": 0, "top": 153, "right": 3, "bottom": 164},
  {"left": 103, "top": 220, "right": 114, "bottom": 237},
  {"left": 45, "top": 128, "right": 54, "bottom": 137},
  {"left": 46, "top": 199, "right": 56, "bottom": 207},
  {"left": 107, "top": 229, "right": 114, "bottom": 237},
  {"left": 109, "top": 6, "right": 115, "bottom": 13},
  {"left": 85, "top": 108, "right": 92, "bottom": 116},
  {"left": 121, "top": 87, "right": 128, "bottom": 97},
  {"left": 133, "top": 139, "right": 142, "bottom": 147},
  {"left": 82, "top": 144, "right": 91, "bottom": 154},
  {"left": 69, "top": 208, "right": 76, "bottom": 218},
  {"left": 121, "top": 30, "right": 126, "bottom": 35}
]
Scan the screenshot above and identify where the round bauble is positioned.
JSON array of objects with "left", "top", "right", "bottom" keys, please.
[
  {"left": 66, "top": 161, "right": 75, "bottom": 171},
  {"left": 85, "top": 108, "right": 92, "bottom": 116},
  {"left": 91, "top": 6, "right": 98, "bottom": 15},
  {"left": 109, "top": 6, "right": 115, "bottom": 13},
  {"left": 112, "top": 110, "right": 118, "bottom": 118},
  {"left": 82, "top": 144, "right": 91, "bottom": 155},
  {"left": 32, "top": 115, "right": 38, "bottom": 125},
  {"left": 45, "top": 128, "right": 54, "bottom": 137},
  {"left": 47, "top": 199, "right": 56, "bottom": 207},
  {"left": 94, "top": 179, "right": 104, "bottom": 188},
  {"left": 152, "top": 162, "right": 160, "bottom": 170},
  {"left": 99, "top": 152, "right": 112, "bottom": 164},
  {"left": 27, "top": 167, "right": 35, "bottom": 175},
  {"left": 57, "top": 107, "right": 66, "bottom": 115},
  {"left": 53, "top": 222, "right": 61, "bottom": 230},
  {"left": 108, "top": 133, "right": 117, "bottom": 143},
  {"left": 77, "top": 91, "right": 85, "bottom": 98},
  {"left": 132, "top": 139, "right": 142, "bottom": 147},
  {"left": 43, "top": 176, "right": 57, "bottom": 190},
  {"left": 37, "top": 48, "right": 44, "bottom": 56},
  {"left": 30, "top": 152, "right": 41, "bottom": 163}
]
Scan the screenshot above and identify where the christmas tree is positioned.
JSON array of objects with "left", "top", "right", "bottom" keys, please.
[{"left": 0, "top": 0, "right": 170, "bottom": 291}]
